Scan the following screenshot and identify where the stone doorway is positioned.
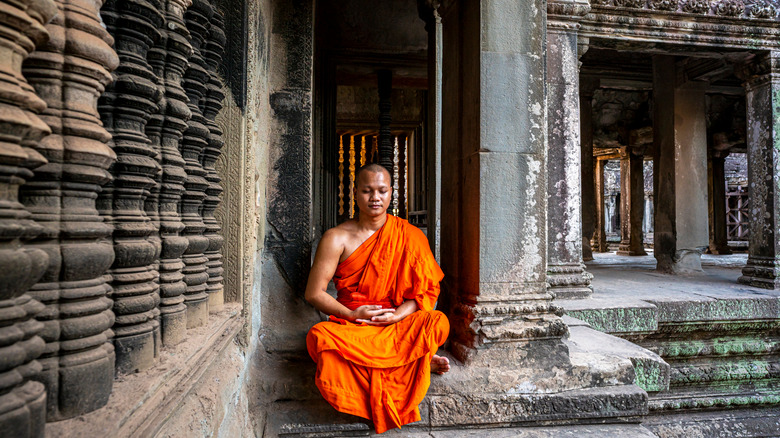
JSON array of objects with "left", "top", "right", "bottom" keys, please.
[{"left": 313, "top": 0, "right": 438, "bottom": 247}]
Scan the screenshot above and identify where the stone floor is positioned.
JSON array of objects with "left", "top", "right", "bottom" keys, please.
[{"left": 561, "top": 250, "right": 780, "bottom": 331}]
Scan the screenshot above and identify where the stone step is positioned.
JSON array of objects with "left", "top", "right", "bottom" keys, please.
[
  {"left": 558, "top": 297, "right": 659, "bottom": 335},
  {"left": 642, "top": 406, "right": 780, "bottom": 438},
  {"left": 564, "top": 315, "right": 670, "bottom": 393},
  {"left": 378, "top": 423, "right": 659, "bottom": 437},
  {"left": 278, "top": 417, "right": 659, "bottom": 438}
]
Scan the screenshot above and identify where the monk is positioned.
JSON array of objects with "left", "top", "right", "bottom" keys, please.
[{"left": 305, "top": 163, "right": 450, "bottom": 434}]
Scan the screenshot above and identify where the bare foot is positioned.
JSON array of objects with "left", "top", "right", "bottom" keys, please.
[{"left": 431, "top": 354, "right": 450, "bottom": 375}]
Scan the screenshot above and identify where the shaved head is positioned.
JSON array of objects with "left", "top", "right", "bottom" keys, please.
[{"left": 356, "top": 163, "right": 391, "bottom": 183}]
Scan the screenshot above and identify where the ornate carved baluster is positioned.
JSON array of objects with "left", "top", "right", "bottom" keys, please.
[
  {"left": 201, "top": 8, "right": 225, "bottom": 311},
  {"left": 0, "top": 0, "right": 56, "bottom": 434},
  {"left": 180, "top": 0, "right": 213, "bottom": 328},
  {"left": 98, "top": 0, "right": 164, "bottom": 374},
  {"left": 21, "top": 0, "right": 119, "bottom": 421},
  {"left": 150, "top": 0, "right": 193, "bottom": 345},
  {"left": 143, "top": 0, "right": 166, "bottom": 355}
]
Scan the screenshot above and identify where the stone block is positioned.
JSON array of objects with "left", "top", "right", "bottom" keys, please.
[
  {"left": 481, "top": 0, "right": 544, "bottom": 55},
  {"left": 561, "top": 298, "right": 659, "bottom": 335},
  {"left": 479, "top": 52, "right": 545, "bottom": 155},
  {"left": 471, "top": 152, "right": 547, "bottom": 287}
]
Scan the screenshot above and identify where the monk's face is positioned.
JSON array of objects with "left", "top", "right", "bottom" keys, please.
[{"left": 355, "top": 170, "right": 392, "bottom": 216}]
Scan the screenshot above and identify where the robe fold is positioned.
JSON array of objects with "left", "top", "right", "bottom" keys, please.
[{"left": 306, "top": 215, "right": 449, "bottom": 434}]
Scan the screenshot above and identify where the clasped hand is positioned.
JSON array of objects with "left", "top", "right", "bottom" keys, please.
[{"left": 351, "top": 305, "right": 397, "bottom": 326}]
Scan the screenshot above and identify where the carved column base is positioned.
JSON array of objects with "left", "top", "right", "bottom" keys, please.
[
  {"left": 547, "top": 263, "right": 593, "bottom": 299},
  {"left": 185, "top": 300, "right": 209, "bottom": 328},
  {"left": 207, "top": 288, "right": 224, "bottom": 311},
  {"left": 738, "top": 255, "right": 780, "bottom": 289},
  {"left": 160, "top": 307, "right": 188, "bottom": 346},
  {"left": 114, "top": 331, "right": 157, "bottom": 375}
]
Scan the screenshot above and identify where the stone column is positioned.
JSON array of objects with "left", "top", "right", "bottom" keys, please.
[
  {"left": 652, "top": 56, "right": 709, "bottom": 273},
  {"left": 433, "top": 1, "right": 644, "bottom": 426},
  {"left": 181, "top": 0, "right": 213, "bottom": 328},
  {"left": 738, "top": 52, "right": 780, "bottom": 289},
  {"left": 708, "top": 151, "right": 732, "bottom": 255},
  {"left": 441, "top": 0, "right": 566, "bottom": 363},
  {"left": 546, "top": 2, "right": 592, "bottom": 299},
  {"left": 150, "top": 0, "right": 192, "bottom": 346},
  {"left": 202, "top": 9, "right": 226, "bottom": 311},
  {"left": 98, "top": 0, "right": 164, "bottom": 375},
  {"left": 580, "top": 80, "right": 596, "bottom": 261},
  {"left": 617, "top": 147, "right": 647, "bottom": 256},
  {"left": 593, "top": 157, "right": 608, "bottom": 252},
  {"left": 0, "top": 0, "right": 56, "bottom": 434},
  {"left": 22, "top": 0, "right": 119, "bottom": 420},
  {"left": 420, "top": 0, "right": 443, "bottom": 261}
]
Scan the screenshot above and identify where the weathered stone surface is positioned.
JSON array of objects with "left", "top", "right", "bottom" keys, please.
[
  {"left": 707, "top": 154, "right": 732, "bottom": 255},
  {"left": 22, "top": 0, "right": 119, "bottom": 420},
  {"left": 546, "top": 8, "right": 593, "bottom": 300},
  {"left": 0, "top": 2, "right": 55, "bottom": 434},
  {"left": 99, "top": 0, "right": 165, "bottom": 374},
  {"left": 150, "top": 0, "right": 192, "bottom": 346},
  {"left": 645, "top": 407, "right": 780, "bottom": 438},
  {"left": 181, "top": 0, "right": 214, "bottom": 328},
  {"left": 652, "top": 56, "right": 708, "bottom": 274}
]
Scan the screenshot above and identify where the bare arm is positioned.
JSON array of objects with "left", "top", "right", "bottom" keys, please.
[{"left": 304, "top": 230, "right": 395, "bottom": 322}]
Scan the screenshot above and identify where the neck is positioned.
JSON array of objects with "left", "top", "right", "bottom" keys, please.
[{"left": 358, "top": 211, "right": 388, "bottom": 232}]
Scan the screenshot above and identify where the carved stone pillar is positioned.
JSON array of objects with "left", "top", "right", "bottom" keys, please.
[
  {"left": 617, "top": 147, "right": 647, "bottom": 256},
  {"left": 580, "top": 80, "right": 596, "bottom": 261},
  {"left": 98, "top": 0, "right": 164, "bottom": 375},
  {"left": 377, "top": 69, "right": 393, "bottom": 176},
  {"left": 21, "top": 0, "right": 119, "bottom": 420},
  {"left": 708, "top": 151, "right": 732, "bottom": 255},
  {"left": 738, "top": 52, "right": 780, "bottom": 289},
  {"left": 435, "top": 1, "right": 645, "bottom": 426},
  {"left": 652, "top": 55, "right": 709, "bottom": 273},
  {"left": 149, "top": 0, "right": 192, "bottom": 345},
  {"left": 593, "top": 157, "right": 608, "bottom": 252},
  {"left": 0, "top": 0, "right": 56, "bottom": 434},
  {"left": 201, "top": 9, "right": 225, "bottom": 311},
  {"left": 181, "top": 0, "right": 213, "bottom": 327},
  {"left": 546, "top": 2, "right": 592, "bottom": 299}
]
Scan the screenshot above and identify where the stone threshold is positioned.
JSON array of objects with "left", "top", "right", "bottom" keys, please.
[{"left": 45, "top": 304, "right": 244, "bottom": 437}]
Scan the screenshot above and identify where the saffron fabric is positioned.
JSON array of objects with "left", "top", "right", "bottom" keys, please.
[{"left": 306, "top": 215, "right": 449, "bottom": 433}]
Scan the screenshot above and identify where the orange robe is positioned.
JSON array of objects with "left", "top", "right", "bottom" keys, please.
[{"left": 306, "top": 215, "right": 449, "bottom": 434}]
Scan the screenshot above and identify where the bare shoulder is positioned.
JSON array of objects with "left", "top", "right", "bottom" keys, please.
[{"left": 318, "top": 221, "right": 357, "bottom": 254}]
